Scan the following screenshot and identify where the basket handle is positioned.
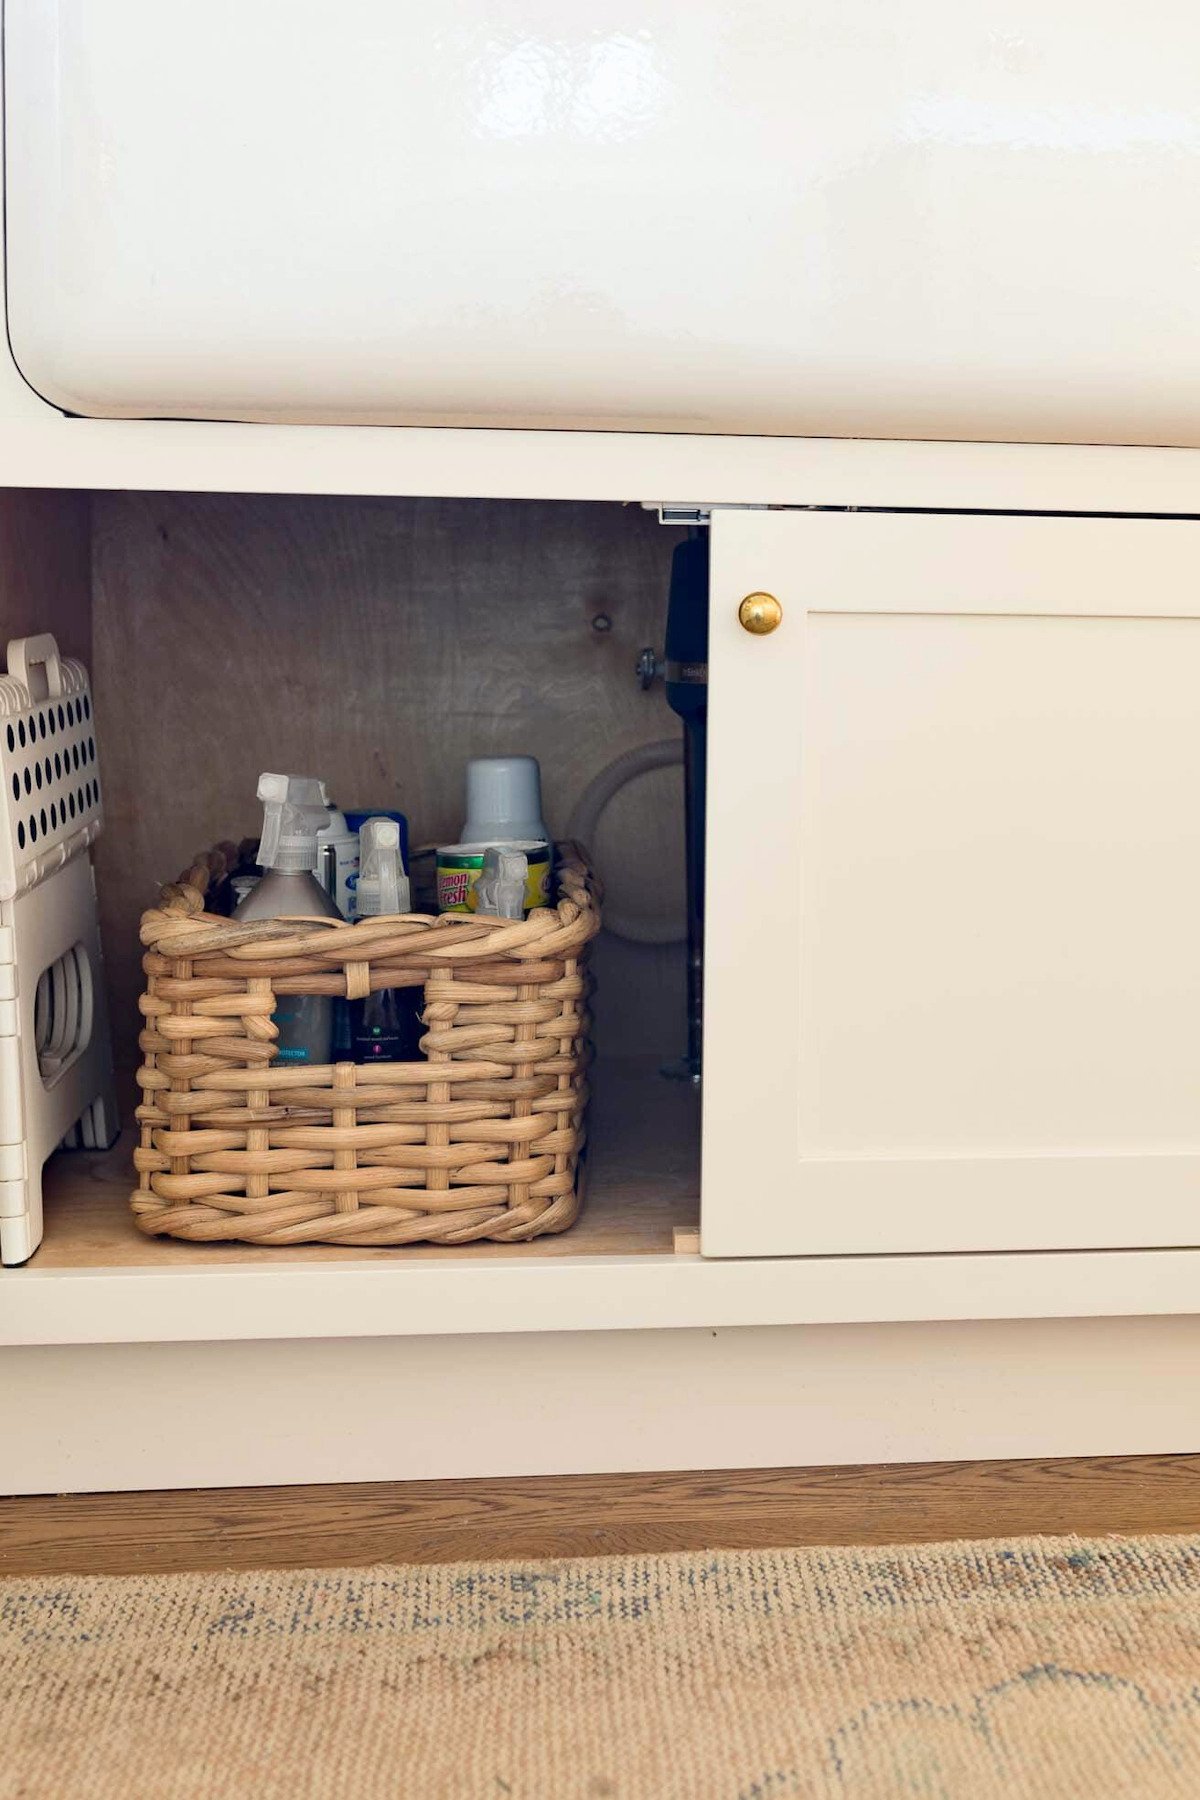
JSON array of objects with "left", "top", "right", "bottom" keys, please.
[{"left": 6, "top": 633, "right": 64, "bottom": 702}]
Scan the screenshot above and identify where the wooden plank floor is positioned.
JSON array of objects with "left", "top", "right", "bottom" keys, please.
[{"left": 5, "top": 1457, "right": 1200, "bottom": 1576}]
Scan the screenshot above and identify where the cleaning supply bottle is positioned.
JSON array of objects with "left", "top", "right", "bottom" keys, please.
[
  {"left": 317, "top": 789, "right": 359, "bottom": 1056},
  {"left": 234, "top": 773, "right": 342, "bottom": 1064},
  {"left": 461, "top": 756, "right": 549, "bottom": 846},
  {"left": 351, "top": 816, "right": 423, "bottom": 1063},
  {"left": 316, "top": 786, "right": 360, "bottom": 920}
]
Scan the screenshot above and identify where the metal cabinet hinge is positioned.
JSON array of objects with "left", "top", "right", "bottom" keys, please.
[{"left": 641, "top": 503, "right": 776, "bottom": 526}]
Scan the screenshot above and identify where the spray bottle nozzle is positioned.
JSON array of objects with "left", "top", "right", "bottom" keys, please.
[
  {"left": 255, "top": 773, "right": 331, "bottom": 874},
  {"left": 474, "top": 847, "right": 528, "bottom": 919},
  {"left": 356, "top": 816, "right": 410, "bottom": 917}
]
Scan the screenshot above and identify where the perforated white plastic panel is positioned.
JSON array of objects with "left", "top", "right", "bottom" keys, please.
[
  {"left": 0, "top": 633, "right": 115, "bottom": 1264},
  {"left": 0, "top": 635, "right": 102, "bottom": 903}
]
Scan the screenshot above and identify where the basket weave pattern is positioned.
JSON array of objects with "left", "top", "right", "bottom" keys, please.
[{"left": 131, "top": 847, "right": 599, "bottom": 1246}]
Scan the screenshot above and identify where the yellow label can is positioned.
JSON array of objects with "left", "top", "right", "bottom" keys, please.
[{"left": 436, "top": 841, "right": 552, "bottom": 915}]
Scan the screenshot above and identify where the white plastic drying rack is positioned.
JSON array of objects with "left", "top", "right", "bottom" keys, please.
[{"left": 0, "top": 633, "right": 118, "bottom": 1264}]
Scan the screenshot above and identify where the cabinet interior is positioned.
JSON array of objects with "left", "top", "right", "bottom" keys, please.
[{"left": 3, "top": 487, "right": 701, "bottom": 1270}]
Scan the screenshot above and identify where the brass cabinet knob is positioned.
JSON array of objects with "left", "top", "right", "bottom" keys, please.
[{"left": 738, "top": 591, "right": 783, "bottom": 635}]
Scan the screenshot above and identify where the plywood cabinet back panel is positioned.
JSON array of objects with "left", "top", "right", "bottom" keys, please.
[
  {"left": 91, "top": 493, "right": 687, "bottom": 1070},
  {"left": 0, "top": 489, "right": 91, "bottom": 658}
]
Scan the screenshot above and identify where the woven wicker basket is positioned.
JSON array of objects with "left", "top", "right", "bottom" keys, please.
[{"left": 131, "top": 844, "right": 599, "bottom": 1247}]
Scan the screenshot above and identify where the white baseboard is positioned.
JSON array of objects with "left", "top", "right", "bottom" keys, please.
[{"left": 6, "top": 1314, "right": 1200, "bottom": 1495}]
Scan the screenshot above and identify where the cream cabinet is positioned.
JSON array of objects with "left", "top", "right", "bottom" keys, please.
[
  {"left": 705, "top": 509, "right": 1200, "bottom": 1256},
  {"left": 5, "top": 474, "right": 1200, "bottom": 1493},
  {"left": 9, "top": 1, "right": 1200, "bottom": 1491}
]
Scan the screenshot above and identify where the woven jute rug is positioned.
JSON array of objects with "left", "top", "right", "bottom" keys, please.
[{"left": 5, "top": 1535, "right": 1200, "bottom": 1798}]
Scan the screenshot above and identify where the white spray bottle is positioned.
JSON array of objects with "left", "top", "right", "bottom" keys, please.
[
  {"left": 316, "top": 783, "right": 360, "bottom": 920},
  {"left": 234, "top": 773, "right": 342, "bottom": 1065}
]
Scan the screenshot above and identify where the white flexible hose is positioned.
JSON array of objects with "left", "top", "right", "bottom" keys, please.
[{"left": 565, "top": 738, "right": 685, "bottom": 944}]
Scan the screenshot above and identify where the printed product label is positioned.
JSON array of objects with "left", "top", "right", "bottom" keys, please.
[
  {"left": 436, "top": 845, "right": 552, "bottom": 914},
  {"left": 436, "top": 863, "right": 475, "bottom": 911},
  {"left": 523, "top": 854, "right": 552, "bottom": 911}
]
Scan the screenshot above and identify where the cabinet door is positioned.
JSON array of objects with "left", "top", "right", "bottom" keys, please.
[{"left": 704, "top": 509, "right": 1200, "bottom": 1256}]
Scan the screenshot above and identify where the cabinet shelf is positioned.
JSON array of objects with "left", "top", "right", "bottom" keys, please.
[
  {"left": 10, "top": 1049, "right": 1200, "bottom": 1353},
  {"left": 33, "top": 1056, "right": 699, "bottom": 1271}
]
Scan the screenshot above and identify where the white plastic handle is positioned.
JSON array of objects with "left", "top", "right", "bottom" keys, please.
[{"left": 6, "top": 633, "right": 64, "bottom": 701}]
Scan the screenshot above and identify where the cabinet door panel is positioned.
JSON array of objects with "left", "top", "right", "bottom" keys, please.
[{"left": 704, "top": 511, "right": 1200, "bottom": 1256}]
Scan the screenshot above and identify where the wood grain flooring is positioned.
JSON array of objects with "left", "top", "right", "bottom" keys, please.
[{"left": 5, "top": 1457, "right": 1200, "bottom": 1576}]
